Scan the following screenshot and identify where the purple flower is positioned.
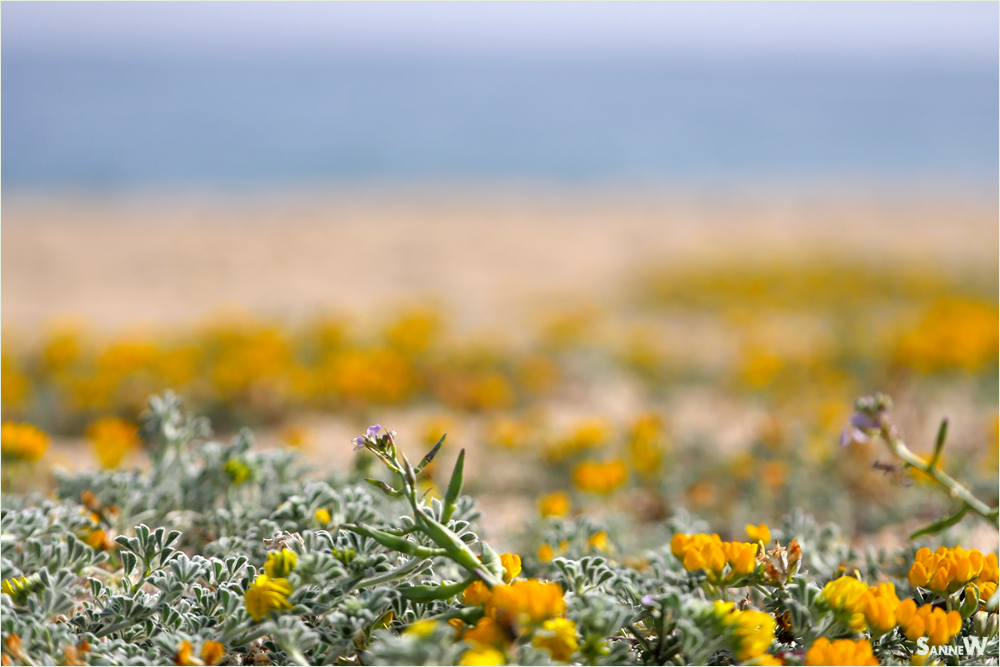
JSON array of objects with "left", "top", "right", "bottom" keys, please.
[
  {"left": 839, "top": 411, "right": 883, "bottom": 447},
  {"left": 641, "top": 594, "right": 654, "bottom": 607},
  {"left": 352, "top": 436, "right": 367, "bottom": 451},
  {"left": 366, "top": 424, "right": 382, "bottom": 438}
]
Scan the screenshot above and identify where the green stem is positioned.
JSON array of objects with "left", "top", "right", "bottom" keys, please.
[
  {"left": 221, "top": 623, "right": 269, "bottom": 648},
  {"left": 349, "top": 557, "right": 431, "bottom": 591},
  {"left": 879, "top": 424, "right": 997, "bottom": 528}
]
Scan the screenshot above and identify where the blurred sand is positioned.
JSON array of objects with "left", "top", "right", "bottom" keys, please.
[{"left": 3, "top": 186, "right": 996, "bottom": 334}]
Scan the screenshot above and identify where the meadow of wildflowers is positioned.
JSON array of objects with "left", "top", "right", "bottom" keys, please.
[{"left": 1, "top": 255, "right": 997, "bottom": 665}]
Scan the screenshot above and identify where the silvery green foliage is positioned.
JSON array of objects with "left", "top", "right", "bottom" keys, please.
[{"left": 3, "top": 393, "right": 997, "bottom": 666}]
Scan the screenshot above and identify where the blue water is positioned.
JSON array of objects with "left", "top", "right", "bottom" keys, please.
[{"left": 2, "top": 56, "right": 997, "bottom": 190}]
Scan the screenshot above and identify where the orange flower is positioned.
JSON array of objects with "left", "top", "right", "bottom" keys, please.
[
  {"left": 572, "top": 459, "right": 627, "bottom": 494},
  {"left": 537, "top": 491, "right": 571, "bottom": 518},
  {"left": 499, "top": 553, "right": 522, "bottom": 583},
  {"left": 485, "top": 580, "right": 565, "bottom": 627},
  {"left": 805, "top": 638, "right": 878, "bottom": 666}
]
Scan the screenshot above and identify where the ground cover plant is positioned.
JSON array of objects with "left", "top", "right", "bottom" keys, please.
[
  {"left": 2, "top": 256, "right": 997, "bottom": 543},
  {"left": 2, "top": 390, "right": 997, "bottom": 666}
]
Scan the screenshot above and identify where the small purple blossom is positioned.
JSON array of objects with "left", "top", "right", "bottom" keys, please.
[
  {"left": 641, "top": 594, "right": 654, "bottom": 607},
  {"left": 353, "top": 425, "right": 385, "bottom": 451},
  {"left": 839, "top": 410, "right": 884, "bottom": 447}
]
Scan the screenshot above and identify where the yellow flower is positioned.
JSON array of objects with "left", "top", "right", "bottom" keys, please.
[
  {"left": 537, "top": 544, "right": 555, "bottom": 562},
  {"left": 1, "top": 422, "right": 48, "bottom": 462},
  {"left": 315, "top": 508, "right": 331, "bottom": 524},
  {"left": 174, "top": 640, "right": 225, "bottom": 666},
  {"left": 1, "top": 354, "right": 30, "bottom": 409},
  {"left": 894, "top": 298, "right": 998, "bottom": 373},
  {"left": 175, "top": 640, "right": 202, "bottom": 666},
  {"left": 244, "top": 574, "right": 293, "bottom": 621},
  {"left": 263, "top": 549, "right": 297, "bottom": 579},
  {"left": 224, "top": 460, "right": 251, "bottom": 485},
  {"left": 739, "top": 346, "right": 784, "bottom": 389},
  {"left": 85, "top": 529, "right": 108, "bottom": 551},
  {"left": 545, "top": 419, "right": 610, "bottom": 462},
  {"left": 538, "top": 491, "right": 571, "bottom": 518},
  {"left": 280, "top": 426, "right": 311, "bottom": 449},
  {"left": 895, "top": 599, "right": 962, "bottom": 646},
  {"left": 486, "top": 418, "right": 532, "bottom": 450},
  {"left": 532, "top": 617, "right": 578, "bottom": 662},
  {"left": 459, "top": 646, "right": 506, "bottom": 666},
  {"left": 201, "top": 641, "right": 225, "bottom": 666},
  {"left": 86, "top": 417, "right": 139, "bottom": 469},
  {"left": 821, "top": 576, "right": 869, "bottom": 632},
  {"left": 712, "top": 601, "right": 775, "bottom": 661},
  {"left": 587, "top": 531, "right": 610, "bottom": 553},
  {"left": 463, "top": 617, "right": 507, "bottom": 647},
  {"left": 485, "top": 580, "right": 565, "bottom": 627},
  {"left": 908, "top": 546, "right": 985, "bottom": 595},
  {"left": 805, "top": 638, "right": 878, "bottom": 666},
  {"left": 464, "top": 580, "right": 492, "bottom": 606},
  {"left": 628, "top": 413, "right": 664, "bottom": 477},
  {"left": 500, "top": 553, "right": 522, "bottom": 583},
  {"left": 385, "top": 308, "right": 440, "bottom": 354},
  {"left": 1, "top": 576, "right": 38, "bottom": 604},
  {"left": 861, "top": 582, "right": 899, "bottom": 636},
  {"left": 671, "top": 533, "right": 758, "bottom": 583},
  {"left": 572, "top": 459, "right": 628, "bottom": 495},
  {"left": 745, "top": 523, "right": 771, "bottom": 545},
  {"left": 976, "top": 552, "right": 998, "bottom": 601},
  {"left": 404, "top": 619, "right": 438, "bottom": 637}
]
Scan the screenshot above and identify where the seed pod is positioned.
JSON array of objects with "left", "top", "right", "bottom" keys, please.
[
  {"left": 342, "top": 523, "right": 440, "bottom": 560},
  {"left": 400, "top": 577, "right": 474, "bottom": 602},
  {"left": 415, "top": 434, "right": 446, "bottom": 474}
]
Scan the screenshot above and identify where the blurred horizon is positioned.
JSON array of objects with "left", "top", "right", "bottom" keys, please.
[{"left": 3, "top": 2, "right": 998, "bottom": 192}]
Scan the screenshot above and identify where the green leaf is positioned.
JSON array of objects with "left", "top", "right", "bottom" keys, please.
[
  {"left": 441, "top": 449, "right": 465, "bottom": 524},
  {"left": 909, "top": 504, "right": 968, "bottom": 540},
  {"left": 414, "top": 433, "right": 446, "bottom": 474}
]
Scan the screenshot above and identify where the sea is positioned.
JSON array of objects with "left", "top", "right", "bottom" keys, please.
[{"left": 2, "top": 56, "right": 997, "bottom": 191}]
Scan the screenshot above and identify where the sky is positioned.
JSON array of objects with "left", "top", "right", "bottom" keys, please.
[{"left": 3, "top": 1, "right": 997, "bottom": 66}]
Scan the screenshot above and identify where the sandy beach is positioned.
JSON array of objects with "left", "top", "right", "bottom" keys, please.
[{"left": 3, "top": 186, "right": 996, "bottom": 334}]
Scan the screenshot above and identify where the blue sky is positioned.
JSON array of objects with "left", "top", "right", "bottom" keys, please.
[{"left": 3, "top": 2, "right": 996, "bottom": 66}]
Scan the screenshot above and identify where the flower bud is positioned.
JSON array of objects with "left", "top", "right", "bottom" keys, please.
[{"left": 961, "top": 585, "right": 981, "bottom": 619}]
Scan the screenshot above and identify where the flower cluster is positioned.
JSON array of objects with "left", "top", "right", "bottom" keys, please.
[
  {"left": 895, "top": 600, "right": 963, "bottom": 646},
  {"left": 711, "top": 601, "right": 775, "bottom": 661},
  {"left": 571, "top": 459, "right": 628, "bottom": 495},
  {"left": 460, "top": 579, "right": 576, "bottom": 664},
  {"left": 0, "top": 393, "right": 996, "bottom": 667},
  {"left": 671, "top": 533, "right": 758, "bottom": 584},
  {"left": 537, "top": 491, "right": 572, "bottom": 518},
  {"left": 860, "top": 582, "right": 900, "bottom": 636},
  {"left": 908, "top": 545, "right": 987, "bottom": 595},
  {"left": 244, "top": 574, "right": 294, "bottom": 622},
  {"left": 0, "top": 422, "right": 48, "bottom": 462},
  {"left": 977, "top": 552, "right": 999, "bottom": 601},
  {"left": 822, "top": 575, "right": 871, "bottom": 632},
  {"left": 85, "top": 416, "right": 140, "bottom": 469},
  {"left": 805, "top": 638, "right": 879, "bottom": 666}
]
